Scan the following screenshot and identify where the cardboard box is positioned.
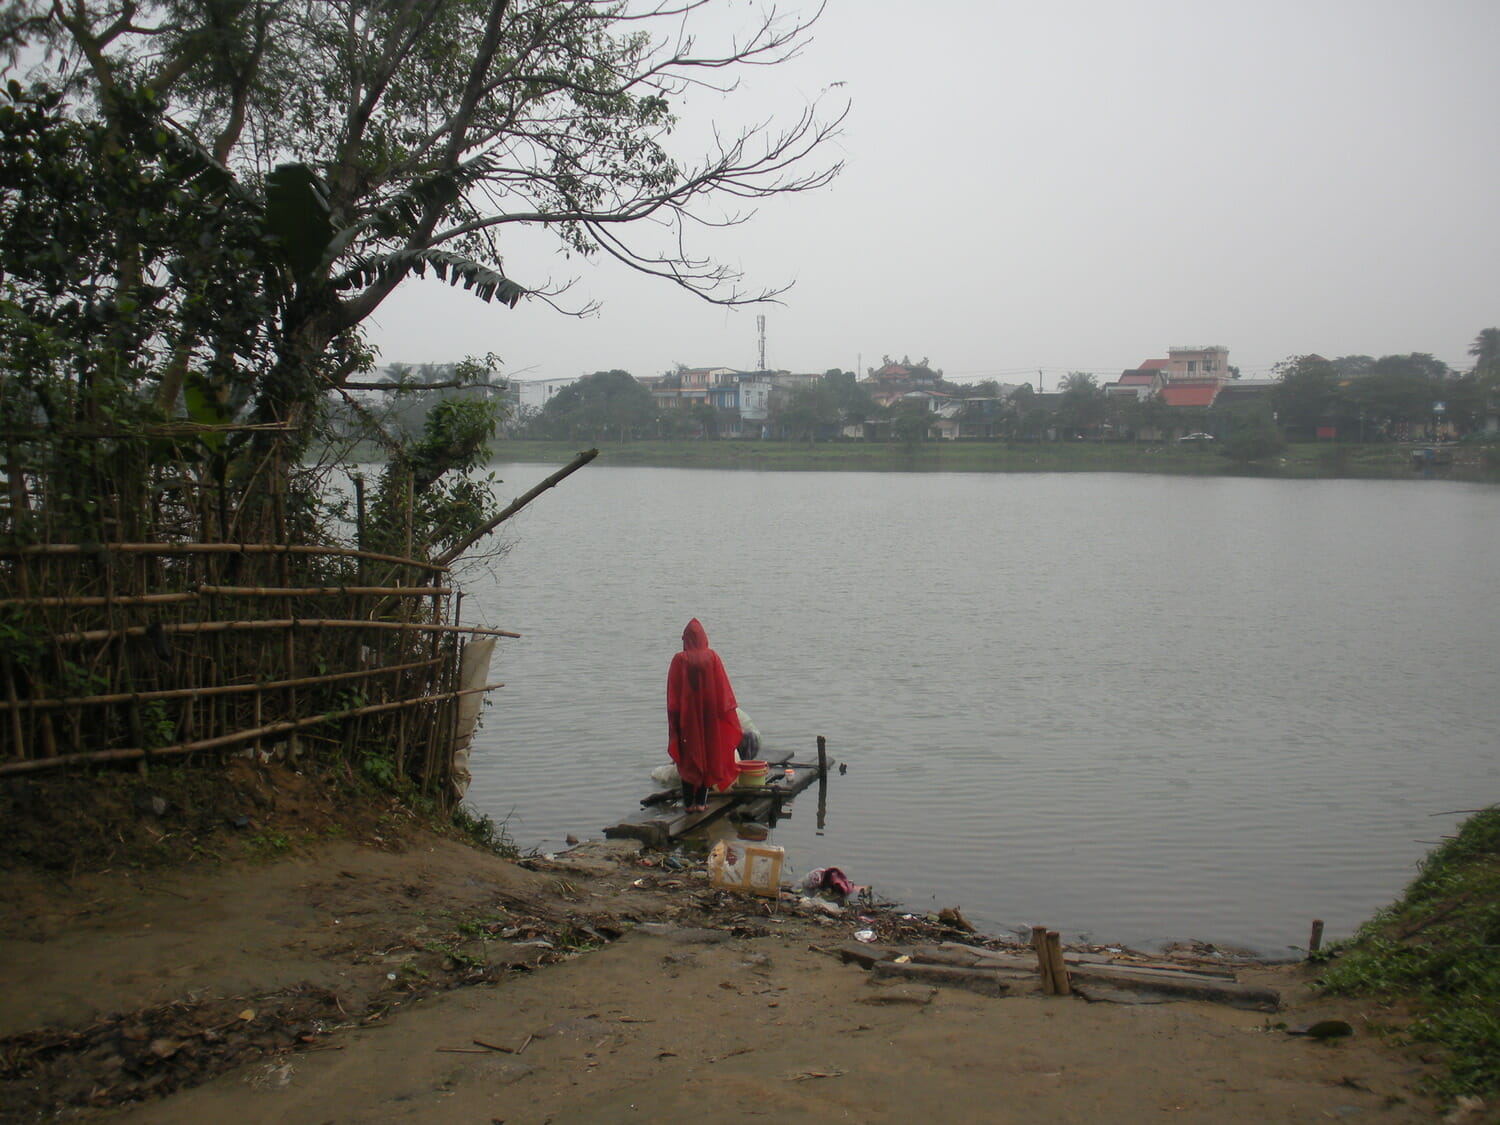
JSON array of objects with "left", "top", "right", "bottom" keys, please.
[{"left": 708, "top": 840, "right": 785, "bottom": 897}]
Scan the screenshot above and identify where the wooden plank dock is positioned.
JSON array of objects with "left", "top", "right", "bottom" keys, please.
[{"left": 603, "top": 754, "right": 833, "bottom": 849}]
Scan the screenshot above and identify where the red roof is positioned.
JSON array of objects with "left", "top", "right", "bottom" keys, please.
[
  {"left": 1138, "top": 359, "right": 1169, "bottom": 370},
  {"left": 1117, "top": 372, "right": 1156, "bottom": 385},
  {"left": 1158, "top": 383, "right": 1219, "bottom": 408}
]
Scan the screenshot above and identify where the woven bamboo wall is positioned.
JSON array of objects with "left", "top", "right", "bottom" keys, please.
[{"left": 0, "top": 427, "right": 507, "bottom": 800}]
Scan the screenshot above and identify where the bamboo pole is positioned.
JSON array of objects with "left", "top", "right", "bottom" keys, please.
[
  {"left": 0, "top": 542, "right": 448, "bottom": 572},
  {"left": 196, "top": 584, "right": 453, "bottom": 598},
  {"left": 0, "top": 681, "right": 508, "bottom": 776},
  {"left": 0, "top": 656, "right": 444, "bottom": 712},
  {"left": 53, "top": 618, "right": 521, "bottom": 645},
  {"left": 0, "top": 593, "right": 198, "bottom": 609},
  {"left": 433, "top": 448, "right": 599, "bottom": 566}
]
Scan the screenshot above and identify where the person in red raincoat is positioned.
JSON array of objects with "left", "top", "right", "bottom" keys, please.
[{"left": 666, "top": 619, "right": 743, "bottom": 811}]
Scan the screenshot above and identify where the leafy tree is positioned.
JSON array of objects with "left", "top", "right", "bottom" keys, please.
[
  {"left": 779, "top": 382, "right": 838, "bottom": 444},
  {"left": 822, "top": 369, "right": 875, "bottom": 429},
  {"left": 1055, "top": 372, "right": 1106, "bottom": 437},
  {"left": 7, "top": 0, "right": 844, "bottom": 546},
  {"left": 1218, "top": 403, "right": 1284, "bottom": 464},
  {"left": 1008, "top": 383, "right": 1045, "bottom": 441},
  {"left": 1470, "top": 328, "right": 1500, "bottom": 384},
  {"left": 890, "top": 399, "right": 931, "bottom": 445},
  {"left": 1271, "top": 355, "right": 1339, "bottom": 439},
  {"left": 688, "top": 402, "right": 720, "bottom": 440},
  {"left": 1340, "top": 357, "right": 1444, "bottom": 436},
  {"left": 529, "top": 370, "right": 656, "bottom": 442}
]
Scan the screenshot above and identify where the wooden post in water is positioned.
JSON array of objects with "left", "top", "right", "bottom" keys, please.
[
  {"left": 1308, "top": 919, "right": 1325, "bottom": 956},
  {"left": 816, "top": 735, "right": 827, "bottom": 778},
  {"left": 1032, "top": 926, "right": 1055, "bottom": 994}
]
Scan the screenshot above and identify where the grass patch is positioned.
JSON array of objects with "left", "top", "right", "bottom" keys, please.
[
  {"left": 1316, "top": 806, "right": 1500, "bottom": 1102},
  {"left": 449, "top": 803, "right": 522, "bottom": 860},
  {"left": 478, "top": 438, "right": 1484, "bottom": 480}
]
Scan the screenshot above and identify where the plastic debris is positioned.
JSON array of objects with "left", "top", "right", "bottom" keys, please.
[{"left": 852, "top": 929, "right": 876, "bottom": 943}]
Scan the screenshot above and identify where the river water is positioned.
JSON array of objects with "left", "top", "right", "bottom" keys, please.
[{"left": 452, "top": 463, "right": 1500, "bottom": 956}]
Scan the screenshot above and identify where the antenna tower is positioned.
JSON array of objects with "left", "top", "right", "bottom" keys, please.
[{"left": 757, "top": 314, "right": 767, "bottom": 372}]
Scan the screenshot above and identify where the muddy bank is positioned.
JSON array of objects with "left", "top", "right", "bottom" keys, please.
[{"left": 1, "top": 803, "right": 1445, "bottom": 1124}]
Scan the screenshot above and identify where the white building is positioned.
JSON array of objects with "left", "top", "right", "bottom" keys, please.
[{"left": 515, "top": 377, "right": 579, "bottom": 412}]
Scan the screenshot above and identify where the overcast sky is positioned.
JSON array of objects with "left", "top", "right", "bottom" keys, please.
[{"left": 366, "top": 0, "right": 1500, "bottom": 385}]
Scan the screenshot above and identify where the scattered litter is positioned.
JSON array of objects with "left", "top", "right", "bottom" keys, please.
[
  {"left": 708, "top": 840, "right": 784, "bottom": 897},
  {"left": 796, "top": 895, "right": 843, "bottom": 916},
  {"left": 852, "top": 929, "right": 876, "bottom": 943},
  {"left": 801, "top": 866, "right": 857, "bottom": 900}
]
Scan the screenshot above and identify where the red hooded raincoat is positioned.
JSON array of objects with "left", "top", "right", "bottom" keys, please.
[{"left": 666, "top": 619, "right": 742, "bottom": 793}]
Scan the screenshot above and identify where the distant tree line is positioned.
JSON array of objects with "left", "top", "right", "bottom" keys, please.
[{"left": 362, "top": 330, "right": 1500, "bottom": 461}]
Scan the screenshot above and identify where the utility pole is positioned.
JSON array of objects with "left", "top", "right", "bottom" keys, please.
[{"left": 757, "top": 314, "right": 766, "bottom": 372}]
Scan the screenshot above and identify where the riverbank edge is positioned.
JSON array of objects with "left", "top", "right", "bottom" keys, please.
[
  {"left": 1313, "top": 805, "right": 1500, "bottom": 1108},
  {"left": 467, "top": 438, "right": 1498, "bottom": 481},
  {"left": 0, "top": 759, "right": 1457, "bottom": 1121}
]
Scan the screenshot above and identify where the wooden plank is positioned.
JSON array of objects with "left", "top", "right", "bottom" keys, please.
[
  {"left": 1062, "top": 952, "right": 1238, "bottom": 980},
  {"left": 1067, "top": 966, "right": 1280, "bottom": 1011}
]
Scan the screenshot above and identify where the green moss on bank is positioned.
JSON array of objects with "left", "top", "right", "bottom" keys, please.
[{"left": 1316, "top": 806, "right": 1500, "bottom": 1102}]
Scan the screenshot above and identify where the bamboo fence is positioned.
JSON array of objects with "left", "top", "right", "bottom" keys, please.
[{"left": 0, "top": 425, "right": 515, "bottom": 800}]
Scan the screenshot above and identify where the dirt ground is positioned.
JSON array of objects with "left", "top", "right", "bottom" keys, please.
[{"left": 0, "top": 763, "right": 1462, "bottom": 1124}]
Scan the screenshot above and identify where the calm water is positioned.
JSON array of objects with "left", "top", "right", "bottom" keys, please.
[{"left": 453, "top": 463, "right": 1500, "bottom": 956}]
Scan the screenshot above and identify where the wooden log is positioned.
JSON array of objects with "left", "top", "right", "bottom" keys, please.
[
  {"left": 1308, "top": 919, "right": 1325, "bottom": 956},
  {"left": 1032, "top": 926, "right": 1055, "bottom": 994},
  {"left": 1046, "top": 931, "right": 1071, "bottom": 996},
  {"left": 816, "top": 735, "right": 828, "bottom": 778}
]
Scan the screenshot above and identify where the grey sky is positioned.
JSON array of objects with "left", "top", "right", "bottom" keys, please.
[{"left": 366, "top": 0, "right": 1500, "bottom": 384}]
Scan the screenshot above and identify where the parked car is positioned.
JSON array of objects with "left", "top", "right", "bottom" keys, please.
[{"left": 1177, "top": 432, "right": 1215, "bottom": 443}]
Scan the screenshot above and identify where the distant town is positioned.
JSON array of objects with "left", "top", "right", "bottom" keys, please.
[{"left": 355, "top": 335, "right": 1500, "bottom": 452}]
